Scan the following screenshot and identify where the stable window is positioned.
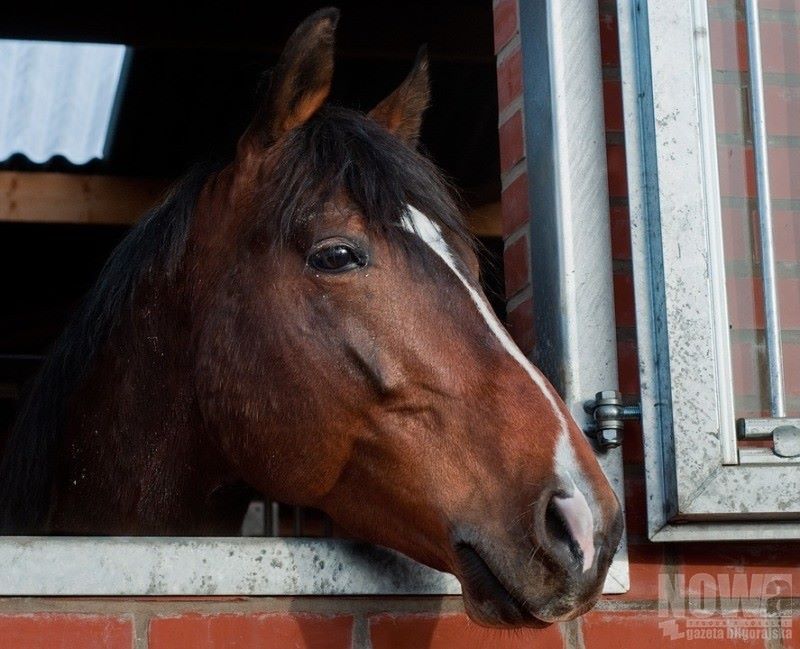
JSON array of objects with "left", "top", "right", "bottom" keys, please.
[
  {"left": 618, "top": 0, "right": 800, "bottom": 540},
  {"left": 0, "top": 0, "right": 630, "bottom": 596},
  {"left": 0, "top": 4, "right": 501, "bottom": 596}
]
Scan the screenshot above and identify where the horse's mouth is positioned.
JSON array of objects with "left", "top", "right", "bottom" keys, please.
[{"left": 454, "top": 542, "right": 548, "bottom": 628}]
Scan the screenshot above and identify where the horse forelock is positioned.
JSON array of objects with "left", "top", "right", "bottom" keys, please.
[{"left": 246, "top": 105, "right": 474, "bottom": 257}]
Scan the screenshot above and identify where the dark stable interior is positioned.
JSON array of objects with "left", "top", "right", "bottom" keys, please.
[{"left": 0, "top": 1, "right": 503, "bottom": 532}]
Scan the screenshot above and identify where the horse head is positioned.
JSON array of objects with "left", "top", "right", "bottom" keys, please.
[{"left": 187, "top": 8, "right": 623, "bottom": 626}]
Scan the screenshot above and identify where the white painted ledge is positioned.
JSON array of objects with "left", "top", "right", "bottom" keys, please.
[
  {"left": 0, "top": 536, "right": 627, "bottom": 596},
  {"left": 0, "top": 537, "right": 460, "bottom": 596}
]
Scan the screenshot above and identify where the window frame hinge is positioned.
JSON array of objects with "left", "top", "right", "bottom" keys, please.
[{"left": 583, "top": 390, "right": 641, "bottom": 450}]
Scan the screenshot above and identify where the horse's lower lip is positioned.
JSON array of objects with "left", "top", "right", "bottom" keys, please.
[{"left": 454, "top": 542, "right": 544, "bottom": 627}]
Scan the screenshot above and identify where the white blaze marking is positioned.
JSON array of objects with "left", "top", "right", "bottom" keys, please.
[
  {"left": 401, "top": 206, "right": 566, "bottom": 424},
  {"left": 402, "top": 205, "right": 598, "bottom": 571}
]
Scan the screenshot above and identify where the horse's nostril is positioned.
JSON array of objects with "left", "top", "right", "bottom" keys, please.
[
  {"left": 544, "top": 500, "right": 583, "bottom": 565},
  {"left": 542, "top": 490, "right": 596, "bottom": 573}
]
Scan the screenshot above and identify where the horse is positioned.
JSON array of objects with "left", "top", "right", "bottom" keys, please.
[{"left": 0, "top": 8, "right": 622, "bottom": 627}]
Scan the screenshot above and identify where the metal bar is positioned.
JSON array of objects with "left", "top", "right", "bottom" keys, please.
[
  {"left": 744, "top": 0, "right": 786, "bottom": 417},
  {"left": 737, "top": 417, "right": 800, "bottom": 439},
  {"left": 270, "top": 501, "right": 280, "bottom": 537}
]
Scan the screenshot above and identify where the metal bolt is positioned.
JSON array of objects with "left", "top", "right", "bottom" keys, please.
[
  {"left": 597, "top": 428, "right": 624, "bottom": 448},
  {"left": 584, "top": 390, "right": 639, "bottom": 450},
  {"left": 596, "top": 390, "right": 620, "bottom": 401}
]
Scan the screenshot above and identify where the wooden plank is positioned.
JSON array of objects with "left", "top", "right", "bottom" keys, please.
[
  {"left": 465, "top": 201, "right": 501, "bottom": 238},
  {"left": 0, "top": 172, "right": 169, "bottom": 225},
  {"left": 0, "top": 171, "right": 501, "bottom": 236}
]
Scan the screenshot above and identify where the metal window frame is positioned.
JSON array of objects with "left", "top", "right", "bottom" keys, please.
[
  {"left": 519, "top": 0, "right": 629, "bottom": 592},
  {"left": 0, "top": 0, "right": 631, "bottom": 594},
  {"left": 617, "top": 0, "right": 800, "bottom": 541}
]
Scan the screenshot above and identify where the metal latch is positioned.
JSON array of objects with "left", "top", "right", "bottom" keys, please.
[
  {"left": 737, "top": 418, "right": 800, "bottom": 458},
  {"left": 583, "top": 390, "right": 641, "bottom": 450}
]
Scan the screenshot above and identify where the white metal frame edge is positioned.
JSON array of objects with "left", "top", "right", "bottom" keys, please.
[{"left": 518, "top": 0, "right": 629, "bottom": 591}]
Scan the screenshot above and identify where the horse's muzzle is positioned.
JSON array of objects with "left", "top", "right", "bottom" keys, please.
[{"left": 452, "top": 490, "right": 623, "bottom": 627}]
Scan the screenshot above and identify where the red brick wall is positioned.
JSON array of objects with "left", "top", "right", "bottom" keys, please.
[
  {"left": 494, "top": 0, "right": 534, "bottom": 358},
  {"left": 1, "top": 3, "right": 799, "bottom": 648}
]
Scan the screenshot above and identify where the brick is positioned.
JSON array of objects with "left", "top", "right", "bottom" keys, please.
[
  {"left": 610, "top": 206, "right": 631, "bottom": 261},
  {"left": 722, "top": 145, "right": 800, "bottom": 202},
  {"left": 493, "top": 0, "right": 518, "bottom": 55},
  {"left": 762, "top": 20, "right": 800, "bottom": 75},
  {"left": 501, "top": 171, "right": 530, "bottom": 238},
  {"left": 785, "top": 342, "right": 800, "bottom": 397},
  {"left": 599, "top": 10, "right": 620, "bottom": 68},
  {"left": 498, "top": 109, "right": 524, "bottom": 173},
  {"left": 496, "top": 46, "right": 523, "bottom": 113},
  {"left": 730, "top": 339, "right": 761, "bottom": 399},
  {"left": 369, "top": 613, "right": 562, "bottom": 649},
  {"left": 610, "top": 542, "right": 666, "bottom": 601},
  {"left": 603, "top": 78, "right": 624, "bottom": 133},
  {"left": 623, "top": 476, "right": 647, "bottom": 537},
  {"left": 727, "top": 276, "right": 800, "bottom": 330},
  {"left": 727, "top": 276, "right": 764, "bottom": 329},
  {"left": 0, "top": 614, "right": 131, "bottom": 649},
  {"left": 720, "top": 207, "right": 751, "bottom": 262},
  {"left": 621, "top": 419, "right": 644, "bottom": 464},
  {"left": 506, "top": 296, "right": 534, "bottom": 354},
  {"left": 759, "top": 0, "right": 800, "bottom": 8},
  {"left": 148, "top": 614, "right": 352, "bottom": 649},
  {"left": 617, "top": 338, "right": 640, "bottom": 394},
  {"left": 709, "top": 19, "right": 748, "bottom": 72},
  {"left": 765, "top": 84, "right": 800, "bottom": 137},
  {"left": 606, "top": 144, "right": 628, "bottom": 198},
  {"left": 763, "top": 147, "right": 800, "bottom": 201},
  {"left": 679, "top": 543, "right": 800, "bottom": 600},
  {"left": 717, "top": 145, "right": 754, "bottom": 199},
  {"left": 581, "top": 610, "right": 765, "bottom": 648},
  {"left": 774, "top": 210, "right": 800, "bottom": 262},
  {"left": 503, "top": 235, "right": 530, "bottom": 299},
  {"left": 613, "top": 271, "right": 635, "bottom": 328},
  {"left": 713, "top": 83, "right": 745, "bottom": 135}
]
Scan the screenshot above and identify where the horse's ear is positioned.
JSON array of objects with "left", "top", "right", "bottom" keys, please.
[
  {"left": 239, "top": 8, "right": 338, "bottom": 151},
  {"left": 368, "top": 46, "right": 430, "bottom": 147}
]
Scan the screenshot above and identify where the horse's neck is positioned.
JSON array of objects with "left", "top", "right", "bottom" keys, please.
[{"left": 49, "top": 287, "right": 244, "bottom": 534}]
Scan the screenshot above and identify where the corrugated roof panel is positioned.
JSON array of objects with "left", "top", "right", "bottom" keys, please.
[{"left": 0, "top": 40, "right": 128, "bottom": 165}]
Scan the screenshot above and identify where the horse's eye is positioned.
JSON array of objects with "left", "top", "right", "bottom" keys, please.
[{"left": 308, "top": 244, "right": 366, "bottom": 273}]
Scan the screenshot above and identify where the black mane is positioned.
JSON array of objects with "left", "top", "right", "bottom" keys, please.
[
  {"left": 0, "top": 166, "right": 212, "bottom": 532},
  {"left": 0, "top": 106, "right": 472, "bottom": 533}
]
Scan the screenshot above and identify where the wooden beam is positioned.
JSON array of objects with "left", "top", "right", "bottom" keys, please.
[
  {"left": 465, "top": 201, "right": 501, "bottom": 238},
  {"left": 0, "top": 171, "right": 501, "bottom": 237},
  {"left": 0, "top": 172, "right": 169, "bottom": 225}
]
